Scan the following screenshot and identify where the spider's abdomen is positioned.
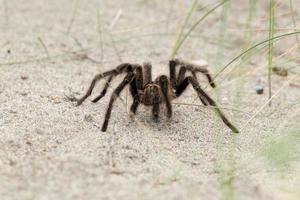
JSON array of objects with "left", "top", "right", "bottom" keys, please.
[{"left": 141, "top": 84, "right": 162, "bottom": 106}]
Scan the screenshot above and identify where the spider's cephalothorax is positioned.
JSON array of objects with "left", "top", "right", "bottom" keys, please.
[{"left": 75, "top": 59, "right": 239, "bottom": 133}]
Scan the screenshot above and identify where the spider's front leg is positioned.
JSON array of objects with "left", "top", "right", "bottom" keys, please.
[
  {"left": 101, "top": 72, "right": 135, "bottom": 132},
  {"left": 76, "top": 63, "right": 134, "bottom": 106}
]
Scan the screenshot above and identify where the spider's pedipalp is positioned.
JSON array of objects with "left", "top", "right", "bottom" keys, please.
[
  {"left": 169, "top": 60, "right": 177, "bottom": 88},
  {"left": 157, "top": 75, "right": 172, "bottom": 118},
  {"left": 152, "top": 97, "right": 160, "bottom": 121}
]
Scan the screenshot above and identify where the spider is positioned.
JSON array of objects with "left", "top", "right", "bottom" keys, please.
[{"left": 75, "top": 59, "right": 239, "bottom": 133}]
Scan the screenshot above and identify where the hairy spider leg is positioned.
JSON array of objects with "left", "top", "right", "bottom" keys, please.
[
  {"left": 185, "top": 64, "right": 216, "bottom": 88},
  {"left": 175, "top": 66, "right": 207, "bottom": 106},
  {"left": 176, "top": 76, "right": 239, "bottom": 133},
  {"left": 102, "top": 72, "right": 135, "bottom": 132},
  {"left": 130, "top": 66, "right": 143, "bottom": 115},
  {"left": 171, "top": 59, "right": 216, "bottom": 88},
  {"left": 91, "top": 75, "right": 113, "bottom": 103},
  {"left": 76, "top": 63, "right": 134, "bottom": 106}
]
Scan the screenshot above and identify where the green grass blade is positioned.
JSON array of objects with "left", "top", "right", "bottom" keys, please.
[
  {"left": 215, "top": 0, "right": 230, "bottom": 67},
  {"left": 170, "top": 0, "right": 199, "bottom": 59},
  {"left": 170, "top": 0, "right": 229, "bottom": 59},
  {"left": 213, "top": 31, "right": 300, "bottom": 80}
]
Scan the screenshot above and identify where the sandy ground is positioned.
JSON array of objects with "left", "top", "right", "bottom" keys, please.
[{"left": 1, "top": 0, "right": 300, "bottom": 199}]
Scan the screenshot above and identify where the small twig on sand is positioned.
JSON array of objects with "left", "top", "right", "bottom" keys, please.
[
  {"left": 108, "top": 9, "right": 123, "bottom": 30},
  {"left": 108, "top": 10, "right": 123, "bottom": 63},
  {"left": 107, "top": 10, "right": 128, "bottom": 109},
  {"left": 66, "top": 0, "right": 79, "bottom": 35},
  {"left": 107, "top": 123, "right": 117, "bottom": 169},
  {"left": 241, "top": 75, "right": 298, "bottom": 131},
  {"left": 3, "top": 0, "right": 8, "bottom": 27},
  {"left": 290, "top": 82, "right": 300, "bottom": 88},
  {"left": 97, "top": 10, "right": 104, "bottom": 65},
  {"left": 38, "top": 37, "right": 50, "bottom": 58},
  {"left": 64, "top": 93, "right": 78, "bottom": 103},
  {"left": 72, "top": 37, "right": 101, "bottom": 64}
]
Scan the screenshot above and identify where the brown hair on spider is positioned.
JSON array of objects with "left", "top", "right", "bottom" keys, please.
[{"left": 74, "top": 59, "right": 239, "bottom": 133}]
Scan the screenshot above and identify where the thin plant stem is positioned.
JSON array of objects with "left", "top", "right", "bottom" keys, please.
[
  {"left": 38, "top": 37, "right": 50, "bottom": 58},
  {"left": 66, "top": 0, "right": 79, "bottom": 35},
  {"left": 171, "top": 0, "right": 198, "bottom": 58},
  {"left": 170, "top": 0, "right": 228, "bottom": 59},
  {"left": 241, "top": 75, "right": 298, "bottom": 131},
  {"left": 213, "top": 31, "right": 300, "bottom": 81},
  {"left": 108, "top": 10, "right": 123, "bottom": 63},
  {"left": 3, "top": 0, "right": 8, "bottom": 27},
  {"left": 268, "top": 0, "right": 275, "bottom": 106},
  {"left": 289, "top": 0, "right": 300, "bottom": 51},
  {"left": 97, "top": 10, "right": 104, "bottom": 65}
]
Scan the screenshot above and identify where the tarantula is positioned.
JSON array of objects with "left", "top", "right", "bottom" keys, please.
[{"left": 75, "top": 59, "right": 239, "bottom": 133}]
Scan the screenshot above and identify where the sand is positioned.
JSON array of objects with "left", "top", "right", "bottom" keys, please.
[{"left": 1, "top": 0, "right": 300, "bottom": 199}]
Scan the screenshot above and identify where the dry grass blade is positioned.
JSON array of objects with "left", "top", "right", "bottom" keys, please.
[
  {"left": 97, "top": 10, "right": 104, "bottom": 65},
  {"left": 38, "top": 37, "right": 50, "bottom": 58},
  {"left": 66, "top": 0, "right": 79, "bottom": 35},
  {"left": 72, "top": 37, "right": 101, "bottom": 64},
  {"left": 108, "top": 10, "right": 123, "bottom": 63},
  {"left": 3, "top": 0, "right": 8, "bottom": 27},
  {"left": 267, "top": 0, "right": 275, "bottom": 106},
  {"left": 107, "top": 123, "right": 117, "bottom": 169},
  {"left": 289, "top": 0, "right": 300, "bottom": 51}
]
